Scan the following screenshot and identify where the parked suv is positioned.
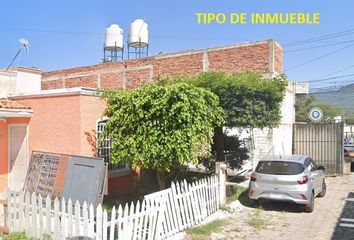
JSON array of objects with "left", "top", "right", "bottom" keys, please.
[{"left": 248, "top": 155, "right": 326, "bottom": 212}]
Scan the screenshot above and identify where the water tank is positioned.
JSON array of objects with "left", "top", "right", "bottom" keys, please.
[
  {"left": 105, "top": 24, "right": 123, "bottom": 50},
  {"left": 128, "top": 19, "right": 148, "bottom": 47}
]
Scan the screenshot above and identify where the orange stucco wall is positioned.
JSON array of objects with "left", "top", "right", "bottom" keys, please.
[
  {"left": 18, "top": 96, "right": 82, "bottom": 156},
  {"left": 13, "top": 94, "right": 137, "bottom": 195},
  {"left": 17, "top": 95, "right": 105, "bottom": 157},
  {"left": 0, "top": 117, "right": 30, "bottom": 192},
  {"left": 80, "top": 95, "right": 106, "bottom": 157}
]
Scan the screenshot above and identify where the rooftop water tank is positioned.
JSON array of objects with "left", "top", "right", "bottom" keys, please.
[
  {"left": 128, "top": 19, "right": 148, "bottom": 48},
  {"left": 105, "top": 24, "right": 123, "bottom": 51}
]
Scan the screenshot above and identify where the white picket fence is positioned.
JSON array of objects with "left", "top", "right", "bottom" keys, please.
[{"left": 7, "top": 175, "right": 220, "bottom": 240}]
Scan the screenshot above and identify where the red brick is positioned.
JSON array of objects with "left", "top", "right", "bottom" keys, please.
[
  {"left": 42, "top": 79, "right": 63, "bottom": 90},
  {"left": 65, "top": 75, "right": 98, "bottom": 88},
  {"left": 154, "top": 53, "right": 203, "bottom": 77},
  {"left": 274, "top": 44, "right": 283, "bottom": 73},
  {"left": 126, "top": 68, "right": 151, "bottom": 89},
  {"left": 208, "top": 43, "right": 269, "bottom": 73},
  {"left": 100, "top": 72, "right": 123, "bottom": 89},
  {"left": 42, "top": 40, "right": 283, "bottom": 91}
]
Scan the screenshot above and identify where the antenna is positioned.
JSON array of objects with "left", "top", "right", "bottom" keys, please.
[{"left": 6, "top": 38, "right": 30, "bottom": 70}]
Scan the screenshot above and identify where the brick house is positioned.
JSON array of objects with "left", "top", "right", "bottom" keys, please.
[{"left": 0, "top": 40, "right": 295, "bottom": 196}]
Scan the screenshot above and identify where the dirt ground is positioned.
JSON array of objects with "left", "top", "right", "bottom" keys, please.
[{"left": 185, "top": 173, "right": 354, "bottom": 240}]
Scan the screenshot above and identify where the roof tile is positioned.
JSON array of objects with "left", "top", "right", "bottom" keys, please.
[{"left": 0, "top": 99, "right": 31, "bottom": 110}]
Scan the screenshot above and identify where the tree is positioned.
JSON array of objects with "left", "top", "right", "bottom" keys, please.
[
  {"left": 344, "top": 112, "right": 354, "bottom": 125},
  {"left": 193, "top": 72, "right": 287, "bottom": 160},
  {"left": 295, "top": 95, "right": 341, "bottom": 122},
  {"left": 101, "top": 83, "right": 224, "bottom": 189},
  {"left": 158, "top": 72, "right": 287, "bottom": 161}
]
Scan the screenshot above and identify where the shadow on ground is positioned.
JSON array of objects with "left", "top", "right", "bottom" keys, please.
[
  {"left": 331, "top": 192, "right": 354, "bottom": 240},
  {"left": 238, "top": 189, "right": 305, "bottom": 213}
]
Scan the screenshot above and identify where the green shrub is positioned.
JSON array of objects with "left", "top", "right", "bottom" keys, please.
[
  {"left": 5, "top": 232, "right": 28, "bottom": 240},
  {"left": 5, "top": 232, "right": 52, "bottom": 240}
]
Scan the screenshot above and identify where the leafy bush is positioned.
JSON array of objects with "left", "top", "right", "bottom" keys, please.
[
  {"left": 5, "top": 232, "right": 28, "bottom": 240},
  {"left": 5, "top": 232, "right": 51, "bottom": 240}
]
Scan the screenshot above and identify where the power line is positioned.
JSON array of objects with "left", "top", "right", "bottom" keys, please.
[
  {"left": 0, "top": 27, "right": 103, "bottom": 36},
  {"left": 0, "top": 27, "right": 251, "bottom": 42},
  {"left": 310, "top": 79, "right": 354, "bottom": 91},
  {"left": 284, "top": 44, "right": 354, "bottom": 72},
  {"left": 284, "top": 40, "right": 354, "bottom": 53},
  {"left": 284, "top": 29, "right": 354, "bottom": 47},
  {"left": 313, "top": 64, "right": 354, "bottom": 80},
  {"left": 2, "top": 26, "right": 354, "bottom": 46},
  {"left": 308, "top": 73, "right": 354, "bottom": 83},
  {"left": 311, "top": 79, "right": 354, "bottom": 87}
]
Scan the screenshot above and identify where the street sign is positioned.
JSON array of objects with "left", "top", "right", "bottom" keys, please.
[{"left": 308, "top": 107, "right": 323, "bottom": 122}]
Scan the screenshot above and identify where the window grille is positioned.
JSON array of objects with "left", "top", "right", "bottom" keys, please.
[{"left": 96, "top": 120, "right": 129, "bottom": 173}]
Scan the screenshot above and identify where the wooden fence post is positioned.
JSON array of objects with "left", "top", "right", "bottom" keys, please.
[{"left": 216, "top": 162, "right": 227, "bottom": 206}]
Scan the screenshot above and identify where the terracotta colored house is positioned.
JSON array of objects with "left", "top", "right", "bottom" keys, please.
[
  {"left": 10, "top": 88, "right": 137, "bottom": 195},
  {"left": 0, "top": 99, "right": 32, "bottom": 192}
]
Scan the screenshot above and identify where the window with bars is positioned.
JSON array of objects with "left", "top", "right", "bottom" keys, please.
[{"left": 96, "top": 120, "right": 129, "bottom": 174}]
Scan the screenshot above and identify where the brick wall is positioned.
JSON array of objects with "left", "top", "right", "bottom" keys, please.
[{"left": 42, "top": 40, "right": 283, "bottom": 90}]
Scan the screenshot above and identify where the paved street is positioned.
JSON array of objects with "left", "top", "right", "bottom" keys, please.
[{"left": 200, "top": 173, "right": 354, "bottom": 240}]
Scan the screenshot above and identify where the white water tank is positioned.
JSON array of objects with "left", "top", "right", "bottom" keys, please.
[
  {"left": 105, "top": 24, "right": 123, "bottom": 50},
  {"left": 128, "top": 19, "right": 148, "bottom": 47}
]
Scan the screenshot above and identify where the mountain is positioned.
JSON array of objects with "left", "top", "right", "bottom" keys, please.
[{"left": 312, "top": 84, "right": 354, "bottom": 114}]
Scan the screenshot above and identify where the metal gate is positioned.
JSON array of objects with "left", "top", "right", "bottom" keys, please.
[{"left": 293, "top": 123, "right": 344, "bottom": 175}]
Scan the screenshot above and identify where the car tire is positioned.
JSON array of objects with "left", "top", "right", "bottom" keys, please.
[
  {"left": 304, "top": 192, "right": 314, "bottom": 213},
  {"left": 318, "top": 180, "right": 326, "bottom": 198},
  {"left": 253, "top": 199, "right": 260, "bottom": 208}
]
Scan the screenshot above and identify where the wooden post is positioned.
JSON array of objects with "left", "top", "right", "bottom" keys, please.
[{"left": 215, "top": 162, "right": 226, "bottom": 206}]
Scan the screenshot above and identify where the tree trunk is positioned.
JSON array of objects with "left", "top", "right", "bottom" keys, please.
[
  {"left": 156, "top": 171, "right": 166, "bottom": 190},
  {"left": 214, "top": 126, "right": 225, "bottom": 162}
]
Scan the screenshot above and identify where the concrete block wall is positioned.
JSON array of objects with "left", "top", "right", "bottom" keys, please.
[
  {"left": 42, "top": 40, "right": 282, "bottom": 90},
  {"left": 252, "top": 128, "right": 274, "bottom": 167},
  {"left": 0, "top": 67, "right": 41, "bottom": 98}
]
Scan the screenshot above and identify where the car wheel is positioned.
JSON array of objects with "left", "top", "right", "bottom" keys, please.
[
  {"left": 253, "top": 199, "right": 260, "bottom": 208},
  {"left": 304, "top": 192, "right": 314, "bottom": 213},
  {"left": 318, "top": 180, "right": 326, "bottom": 198}
]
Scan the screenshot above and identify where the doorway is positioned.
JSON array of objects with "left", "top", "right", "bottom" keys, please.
[{"left": 8, "top": 125, "right": 28, "bottom": 191}]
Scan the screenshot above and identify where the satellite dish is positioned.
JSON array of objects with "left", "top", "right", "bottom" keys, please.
[
  {"left": 19, "top": 38, "right": 30, "bottom": 52},
  {"left": 6, "top": 37, "right": 30, "bottom": 70}
]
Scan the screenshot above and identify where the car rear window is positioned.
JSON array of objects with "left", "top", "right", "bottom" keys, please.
[
  {"left": 344, "top": 146, "right": 354, "bottom": 152},
  {"left": 256, "top": 161, "right": 304, "bottom": 175}
]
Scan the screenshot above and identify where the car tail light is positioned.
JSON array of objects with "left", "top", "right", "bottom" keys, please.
[
  {"left": 250, "top": 173, "right": 256, "bottom": 182},
  {"left": 249, "top": 190, "right": 254, "bottom": 197},
  {"left": 297, "top": 176, "right": 308, "bottom": 185}
]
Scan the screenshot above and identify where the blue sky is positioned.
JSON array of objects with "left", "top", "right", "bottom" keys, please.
[{"left": 0, "top": 0, "right": 353, "bottom": 90}]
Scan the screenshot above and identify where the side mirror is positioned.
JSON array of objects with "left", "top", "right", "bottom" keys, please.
[{"left": 318, "top": 165, "right": 326, "bottom": 171}]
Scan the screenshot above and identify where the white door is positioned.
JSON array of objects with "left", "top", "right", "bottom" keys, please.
[{"left": 9, "top": 125, "right": 28, "bottom": 191}]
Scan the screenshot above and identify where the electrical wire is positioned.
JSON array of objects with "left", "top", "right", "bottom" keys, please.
[
  {"left": 284, "top": 44, "right": 354, "bottom": 72},
  {"left": 0, "top": 27, "right": 251, "bottom": 42},
  {"left": 283, "top": 29, "right": 354, "bottom": 47},
  {"left": 284, "top": 40, "right": 354, "bottom": 53},
  {"left": 310, "top": 80, "right": 354, "bottom": 92},
  {"left": 308, "top": 74, "right": 354, "bottom": 83},
  {"left": 2, "top": 26, "right": 354, "bottom": 46},
  {"left": 311, "top": 64, "right": 354, "bottom": 80}
]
